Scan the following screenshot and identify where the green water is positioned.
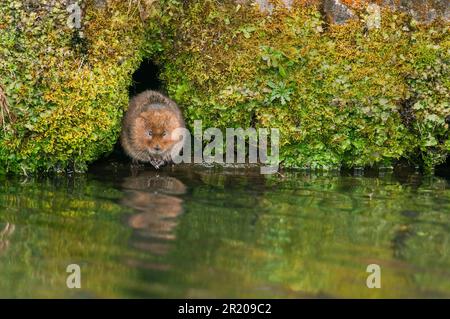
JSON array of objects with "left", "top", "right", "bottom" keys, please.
[{"left": 1, "top": 163, "right": 450, "bottom": 298}]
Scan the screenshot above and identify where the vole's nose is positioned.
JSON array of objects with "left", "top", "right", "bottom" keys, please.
[{"left": 154, "top": 145, "right": 161, "bottom": 151}]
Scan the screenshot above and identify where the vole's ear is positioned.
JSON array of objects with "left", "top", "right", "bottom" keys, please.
[{"left": 135, "top": 116, "right": 146, "bottom": 128}]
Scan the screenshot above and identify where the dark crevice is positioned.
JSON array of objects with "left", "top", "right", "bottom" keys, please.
[
  {"left": 436, "top": 156, "right": 450, "bottom": 180},
  {"left": 129, "top": 58, "right": 162, "bottom": 96},
  {"left": 399, "top": 97, "right": 417, "bottom": 129}
]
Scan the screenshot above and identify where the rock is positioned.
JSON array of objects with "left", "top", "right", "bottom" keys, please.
[
  {"left": 243, "top": 0, "right": 449, "bottom": 24},
  {"left": 238, "top": 0, "right": 449, "bottom": 23},
  {"left": 254, "top": 0, "right": 275, "bottom": 12},
  {"left": 323, "top": 0, "right": 356, "bottom": 25},
  {"left": 94, "top": 0, "right": 107, "bottom": 9},
  {"left": 0, "top": 1, "right": 146, "bottom": 174},
  {"left": 246, "top": 0, "right": 293, "bottom": 12},
  {"left": 366, "top": 3, "right": 381, "bottom": 30},
  {"left": 397, "top": 0, "right": 449, "bottom": 23}
]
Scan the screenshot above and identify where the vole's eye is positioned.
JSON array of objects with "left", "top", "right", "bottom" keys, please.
[
  {"left": 162, "top": 131, "right": 168, "bottom": 137},
  {"left": 147, "top": 130, "right": 153, "bottom": 137}
]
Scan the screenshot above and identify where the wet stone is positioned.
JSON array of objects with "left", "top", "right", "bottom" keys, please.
[
  {"left": 366, "top": 3, "right": 382, "bottom": 30},
  {"left": 323, "top": 0, "right": 357, "bottom": 25}
]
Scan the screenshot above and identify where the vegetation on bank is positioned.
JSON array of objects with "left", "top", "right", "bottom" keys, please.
[
  {"left": 147, "top": 0, "right": 449, "bottom": 170},
  {"left": 0, "top": 1, "right": 147, "bottom": 174},
  {"left": 0, "top": 0, "right": 448, "bottom": 174}
]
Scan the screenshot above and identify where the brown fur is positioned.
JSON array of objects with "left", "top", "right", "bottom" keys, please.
[{"left": 121, "top": 90, "right": 185, "bottom": 168}]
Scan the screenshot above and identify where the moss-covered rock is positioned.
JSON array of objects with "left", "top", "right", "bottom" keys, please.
[
  {"left": 0, "top": 0, "right": 449, "bottom": 174},
  {"left": 0, "top": 0, "right": 150, "bottom": 174},
  {"left": 146, "top": 0, "right": 449, "bottom": 170}
]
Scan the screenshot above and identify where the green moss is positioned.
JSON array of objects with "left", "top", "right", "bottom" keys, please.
[
  {"left": 0, "top": 1, "right": 149, "bottom": 174},
  {"left": 1, "top": 0, "right": 449, "bottom": 174},
  {"left": 146, "top": 1, "right": 449, "bottom": 170}
]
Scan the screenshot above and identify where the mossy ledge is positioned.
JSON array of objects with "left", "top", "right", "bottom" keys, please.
[
  {"left": 0, "top": 0, "right": 449, "bottom": 174},
  {"left": 0, "top": 0, "right": 149, "bottom": 174}
]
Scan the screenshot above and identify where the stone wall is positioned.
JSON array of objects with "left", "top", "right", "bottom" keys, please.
[{"left": 246, "top": 0, "right": 449, "bottom": 23}]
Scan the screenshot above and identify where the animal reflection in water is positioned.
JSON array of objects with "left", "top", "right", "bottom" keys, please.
[
  {"left": 0, "top": 222, "right": 15, "bottom": 255},
  {"left": 121, "top": 171, "right": 186, "bottom": 270}
]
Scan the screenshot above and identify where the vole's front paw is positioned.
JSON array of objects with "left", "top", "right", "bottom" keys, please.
[{"left": 150, "top": 159, "right": 165, "bottom": 169}]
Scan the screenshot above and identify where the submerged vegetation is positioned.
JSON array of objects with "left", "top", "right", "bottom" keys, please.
[{"left": 0, "top": 0, "right": 449, "bottom": 174}]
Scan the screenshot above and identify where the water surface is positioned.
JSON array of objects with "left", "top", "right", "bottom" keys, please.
[{"left": 1, "top": 163, "right": 450, "bottom": 298}]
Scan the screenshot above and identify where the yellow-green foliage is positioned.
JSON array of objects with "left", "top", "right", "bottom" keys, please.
[
  {"left": 1, "top": 0, "right": 449, "bottom": 174},
  {"left": 0, "top": 1, "right": 148, "bottom": 174},
  {"left": 146, "top": 0, "right": 449, "bottom": 170}
]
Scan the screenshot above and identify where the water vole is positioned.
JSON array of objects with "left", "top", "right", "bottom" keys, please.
[{"left": 121, "top": 90, "right": 185, "bottom": 168}]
